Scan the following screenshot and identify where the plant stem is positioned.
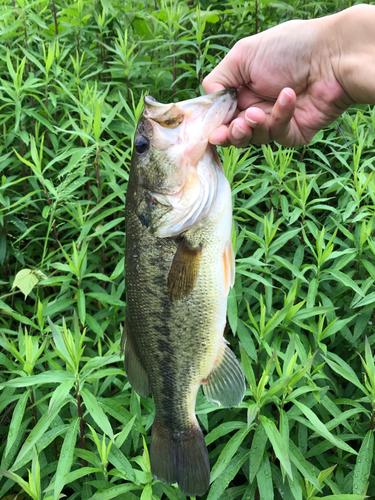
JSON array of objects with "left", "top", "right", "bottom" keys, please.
[
  {"left": 171, "top": 42, "right": 176, "bottom": 99},
  {"left": 51, "top": 0, "right": 59, "bottom": 35},
  {"left": 19, "top": 123, "right": 26, "bottom": 195},
  {"left": 44, "top": 189, "right": 60, "bottom": 249},
  {"left": 30, "top": 387, "right": 38, "bottom": 426},
  {"left": 76, "top": 382, "right": 87, "bottom": 467},
  {"left": 370, "top": 409, "right": 374, "bottom": 431},
  {"left": 94, "top": 146, "right": 105, "bottom": 273},
  {"left": 22, "top": 11, "right": 31, "bottom": 73}
]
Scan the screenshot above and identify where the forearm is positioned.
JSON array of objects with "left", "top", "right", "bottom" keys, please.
[{"left": 328, "top": 4, "right": 375, "bottom": 104}]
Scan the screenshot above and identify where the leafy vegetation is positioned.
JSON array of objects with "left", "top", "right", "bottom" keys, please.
[{"left": 1, "top": 0, "right": 375, "bottom": 499}]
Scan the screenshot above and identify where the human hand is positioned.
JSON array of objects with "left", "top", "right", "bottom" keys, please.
[{"left": 203, "top": 16, "right": 354, "bottom": 147}]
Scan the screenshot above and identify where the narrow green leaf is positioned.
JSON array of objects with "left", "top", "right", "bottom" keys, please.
[
  {"left": 0, "top": 371, "right": 74, "bottom": 387},
  {"left": 353, "top": 430, "right": 374, "bottom": 495},
  {"left": 328, "top": 270, "right": 365, "bottom": 297},
  {"left": 249, "top": 422, "right": 268, "bottom": 483},
  {"left": 63, "top": 467, "right": 103, "bottom": 485},
  {"left": 115, "top": 416, "right": 137, "bottom": 448},
  {"left": 207, "top": 450, "right": 250, "bottom": 500},
  {"left": 259, "top": 416, "right": 292, "bottom": 479},
  {"left": 54, "top": 417, "right": 80, "bottom": 500},
  {"left": 291, "top": 400, "right": 357, "bottom": 455},
  {"left": 210, "top": 424, "right": 253, "bottom": 482},
  {"left": 288, "top": 440, "right": 322, "bottom": 492},
  {"left": 140, "top": 484, "right": 152, "bottom": 500},
  {"left": 256, "top": 451, "right": 274, "bottom": 500},
  {"left": 90, "top": 484, "right": 142, "bottom": 499},
  {"left": 324, "top": 353, "right": 369, "bottom": 397},
  {"left": 108, "top": 443, "right": 136, "bottom": 482},
  {"left": 12, "top": 387, "right": 71, "bottom": 471},
  {"left": 311, "top": 496, "right": 367, "bottom": 500},
  {"left": 81, "top": 388, "right": 114, "bottom": 442},
  {"left": 77, "top": 288, "right": 86, "bottom": 325},
  {"left": 86, "top": 292, "right": 126, "bottom": 307},
  {"left": 5, "top": 389, "right": 30, "bottom": 456}
]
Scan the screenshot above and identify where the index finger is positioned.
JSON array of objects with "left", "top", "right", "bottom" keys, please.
[{"left": 202, "top": 40, "right": 251, "bottom": 95}]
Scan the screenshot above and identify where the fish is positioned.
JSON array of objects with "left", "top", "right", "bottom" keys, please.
[{"left": 123, "top": 88, "right": 246, "bottom": 497}]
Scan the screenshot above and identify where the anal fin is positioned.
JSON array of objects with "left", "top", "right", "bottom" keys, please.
[
  {"left": 167, "top": 238, "right": 202, "bottom": 301},
  {"left": 123, "top": 320, "right": 150, "bottom": 398},
  {"left": 203, "top": 340, "right": 245, "bottom": 408}
]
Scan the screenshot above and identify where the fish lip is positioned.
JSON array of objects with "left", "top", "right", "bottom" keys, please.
[{"left": 144, "top": 88, "right": 237, "bottom": 109}]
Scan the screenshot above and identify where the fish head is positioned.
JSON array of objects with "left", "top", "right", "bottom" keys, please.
[{"left": 131, "top": 89, "right": 237, "bottom": 236}]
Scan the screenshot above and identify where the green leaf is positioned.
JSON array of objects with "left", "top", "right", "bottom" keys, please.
[
  {"left": 259, "top": 415, "right": 292, "bottom": 479},
  {"left": 54, "top": 417, "right": 80, "bottom": 500},
  {"left": 81, "top": 388, "right": 114, "bottom": 442},
  {"left": 256, "top": 451, "right": 274, "bottom": 500},
  {"left": 5, "top": 389, "right": 30, "bottom": 456},
  {"left": 86, "top": 292, "right": 126, "bottom": 307},
  {"left": 354, "top": 292, "right": 375, "bottom": 308},
  {"left": 205, "top": 421, "right": 246, "bottom": 447},
  {"left": 12, "top": 269, "right": 39, "bottom": 298},
  {"left": 0, "top": 371, "right": 74, "bottom": 387},
  {"left": 270, "top": 255, "right": 308, "bottom": 282},
  {"left": 311, "top": 496, "right": 367, "bottom": 500},
  {"left": 210, "top": 424, "right": 253, "bottom": 482},
  {"left": 110, "top": 256, "right": 125, "bottom": 279},
  {"left": 353, "top": 430, "right": 374, "bottom": 495},
  {"left": 108, "top": 442, "right": 136, "bottom": 482},
  {"left": 291, "top": 400, "right": 357, "bottom": 455},
  {"left": 90, "top": 484, "right": 142, "bottom": 499},
  {"left": 328, "top": 270, "right": 365, "bottom": 297},
  {"left": 12, "top": 382, "right": 72, "bottom": 470},
  {"left": 207, "top": 450, "right": 250, "bottom": 500},
  {"left": 227, "top": 287, "right": 238, "bottom": 335},
  {"left": 140, "top": 484, "right": 152, "bottom": 500},
  {"left": 324, "top": 353, "right": 369, "bottom": 397},
  {"left": 249, "top": 422, "right": 268, "bottom": 483},
  {"left": 288, "top": 440, "right": 322, "bottom": 492},
  {"left": 63, "top": 467, "right": 103, "bottom": 485},
  {"left": 77, "top": 288, "right": 86, "bottom": 325}
]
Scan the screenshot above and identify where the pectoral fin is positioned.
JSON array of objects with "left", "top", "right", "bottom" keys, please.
[
  {"left": 203, "top": 340, "right": 245, "bottom": 408},
  {"left": 223, "top": 240, "right": 235, "bottom": 295},
  {"left": 123, "top": 320, "right": 150, "bottom": 398},
  {"left": 167, "top": 238, "right": 202, "bottom": 301}
]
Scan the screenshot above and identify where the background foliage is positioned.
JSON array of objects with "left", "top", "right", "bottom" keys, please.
[{"left": 1, "top": 0, "right": 375, "bottom": 499}]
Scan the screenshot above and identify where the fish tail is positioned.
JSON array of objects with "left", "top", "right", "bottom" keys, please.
[{"left": 150, "top": 419, "right": 210, "bottom": 497}]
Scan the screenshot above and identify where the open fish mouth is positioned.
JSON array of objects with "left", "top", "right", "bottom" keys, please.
[{"left": 143, "top": 88, "right": 238, "bottom": 151}]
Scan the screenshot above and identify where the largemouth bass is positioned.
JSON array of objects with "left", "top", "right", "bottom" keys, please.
[{"left": 124, "top": 89, "right": 245, "bottom": 496}]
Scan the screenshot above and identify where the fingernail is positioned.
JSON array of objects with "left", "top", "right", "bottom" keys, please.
[
  {"left": 232, "top": 124, "right": 247, "bottom": 141},
  {"left": 279, "top": 89, "right": 293, "bottom": 106},
  {"left": 245, "top": 111, "right": 257, "bottom": 124}
]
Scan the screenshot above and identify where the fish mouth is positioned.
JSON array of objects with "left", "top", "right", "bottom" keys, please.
[
  {"left": 140, "top": 88, "right": 238, "bottom": 199},
  {"left": 143, "top": 88, "right": 238, "bottom": 131}
]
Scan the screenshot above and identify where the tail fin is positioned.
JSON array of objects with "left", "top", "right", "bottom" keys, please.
[{"left": 150, "top": 420, "right": 210, "bottom": 497}]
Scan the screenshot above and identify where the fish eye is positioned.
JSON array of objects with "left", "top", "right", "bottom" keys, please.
[{"left": 135, "top": 136, "right": 149, "bottom": 155}]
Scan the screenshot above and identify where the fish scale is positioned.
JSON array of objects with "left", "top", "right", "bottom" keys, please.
[{"left": 124, "top": 89, "right": 246, "bottom": 496}]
